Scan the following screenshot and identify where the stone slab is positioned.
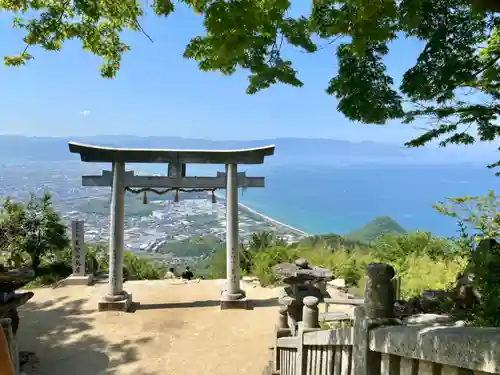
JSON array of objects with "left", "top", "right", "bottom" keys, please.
[
  {"left": 97, "top": 292, "right": 133, "bottom": 312},
  {"left": 62, "top": 275, "right": 93, "bottom": 286},
  {"left": 369, "top": 324, "right": 500, "bottom": 373},
  {"left": 220, "top": 297, "right": 250, "bottom": 310}
]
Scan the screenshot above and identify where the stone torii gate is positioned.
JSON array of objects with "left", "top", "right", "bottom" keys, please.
[{"left": 68, "top": 142, "right": 275, "bottom": 311}]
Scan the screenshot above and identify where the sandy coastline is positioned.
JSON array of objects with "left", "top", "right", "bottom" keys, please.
[
  {"left": 214, "top": 192, "right": 311, "bottom": 237},
  {"left": 238, "top": 201, "right": 310, "bottom": 237},
  {"left": 140, "top": 168, "right": 309, "bottom": 237}
]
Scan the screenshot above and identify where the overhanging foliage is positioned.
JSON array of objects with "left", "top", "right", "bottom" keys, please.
[{"left": 2, "top": 0, "right": 499, "bottom": 170}]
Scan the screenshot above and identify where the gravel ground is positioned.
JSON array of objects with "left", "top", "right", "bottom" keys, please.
[
  {"left": 16, "top": 280, "right": 351, "bottom": 375},
  {"left": 16, "top": 280, "right": 282, "bottom": 375}
]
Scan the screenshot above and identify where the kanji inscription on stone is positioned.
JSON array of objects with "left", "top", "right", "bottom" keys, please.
[{"left": 71, "top": 220, "right": 85, "bottom": 276}]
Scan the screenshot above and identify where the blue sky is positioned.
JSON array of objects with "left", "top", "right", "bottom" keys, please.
[{"left": 0, "top": 2, "right": 495, "bottom": 152}]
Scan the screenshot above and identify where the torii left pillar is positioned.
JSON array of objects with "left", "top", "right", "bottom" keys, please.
[
  {"left": 98, "top": 161, "right": 133, "bottom": 312},
  {"left": 220, "top": 163, "right": 248, "bottom": 309}
]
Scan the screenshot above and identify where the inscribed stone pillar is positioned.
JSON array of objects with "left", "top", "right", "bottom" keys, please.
[
  {"left": 222, "top": 163, "right": 244, "bottom": 300},
  {"left": 63, "top": 220, "right": 93, "bottom": 285},
  {"left": 106, "top": 161, "right": 126, "bottom": 299},
  {"left": 364, "top": 263, "right": 396, "bottom": 320},
  {"left": 71, "top": 220, "right": 85, "bottom": 276}
]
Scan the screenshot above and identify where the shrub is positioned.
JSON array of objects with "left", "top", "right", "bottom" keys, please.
[
  {"left": 232, "top": 230, "right": 467, "bottom": 301},
  {"left": 204, "top": 231, "right": 289, "bottom": 280},
  {"left": 295, "top": 246, "right": 374, "bottom": 287},
  {"left": 85, "top": 243, "right": 109, "bottom": 274},
  {"left": 252, "top": 245, "right": 298, "bottom": 286},
  {"left": 0, "top": 192, "right": 69, "bottom": 272},
  {"left": 434, "top": 192, "right": 500, "bottom": 326},
  {"left": 398, "top": 253, "right": 467, "bottom": 299},
  {"left": 205, "top": 247, "right": 226, "bottom": 279},
  {"left": 371, "top": 231, "right": 457, "bottom": 273},
  {"left": 465, "top": 239, "right": 500, "bottom": 327},
  {"left": 123, "top": 251, "right": 166, "bottom": 280},
  {"left": 204, "top": 246, "right": 253, "bottom": 279}
]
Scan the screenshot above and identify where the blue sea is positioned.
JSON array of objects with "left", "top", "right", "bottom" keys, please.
[{"left": 151, "top": 162, "right": 498, "bottom": 237}]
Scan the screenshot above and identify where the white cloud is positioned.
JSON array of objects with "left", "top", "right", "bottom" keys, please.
[{"left": 80, "top": 110, "right": 90, "bottom": 117}]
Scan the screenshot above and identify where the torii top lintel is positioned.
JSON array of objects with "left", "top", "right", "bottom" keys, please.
[{"left": 68, "top": 142, "right": 275, "bottom": 164}]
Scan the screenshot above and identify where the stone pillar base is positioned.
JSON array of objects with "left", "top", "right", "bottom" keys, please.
[
  {"left": 62, "top": 274, "right": 93, "bottom": 286},
  {"left": 220, "top": 290, "right": 249, "bottom": 310},
  {"left": 98, "top": 291, "right": 132, "bottom": 312},
  {"left": 220, "top": 297, "right": 249, "bottom": 310}
]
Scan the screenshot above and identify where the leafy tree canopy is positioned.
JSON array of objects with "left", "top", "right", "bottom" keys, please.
[
  {"left": 2, "top": 0, "right": 499, "bottom": 170},
  {"left": 434, "top": 190, "right": 500, "bottom": 241},
  {"left": 0, "top": 192, "right": 69, "bottom": 271}
]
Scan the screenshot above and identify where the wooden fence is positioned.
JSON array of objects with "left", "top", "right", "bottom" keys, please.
[{"left": 271, "top": 262, "right": 500, "bottom": 375}]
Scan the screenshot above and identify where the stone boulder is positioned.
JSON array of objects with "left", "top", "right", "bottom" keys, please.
[{"left": 272, "top": 258, "right": 334, "bottom": 285}]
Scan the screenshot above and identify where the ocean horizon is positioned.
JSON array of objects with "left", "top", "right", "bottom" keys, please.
[{"left": 149, "top": 162, "right": 498, "bottom": 238}]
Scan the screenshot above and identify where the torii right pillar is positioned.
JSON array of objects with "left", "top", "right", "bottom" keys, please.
[{"left": 220, "top": 163, "right": 248, "bottom": 309}]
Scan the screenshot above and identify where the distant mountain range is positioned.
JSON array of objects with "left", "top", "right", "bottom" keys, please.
[{"left": 0, "top": 134, "right": 495, "bottom": 166}]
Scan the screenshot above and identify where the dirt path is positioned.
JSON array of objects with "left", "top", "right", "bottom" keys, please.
[{"left": 17, "top": 280, "right": 351, "bottom": 375}]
